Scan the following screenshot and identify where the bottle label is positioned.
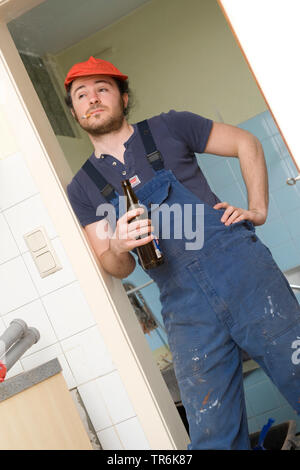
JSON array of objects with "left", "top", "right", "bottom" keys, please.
[{"left": 153, "top": 236, "right": 162, "bottom": 258}]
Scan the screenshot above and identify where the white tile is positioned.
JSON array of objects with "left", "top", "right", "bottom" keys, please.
[
  {"left": 116, "top": 417, "right": 151, "bottom": 450},
  {"left": 96, "top": 371, "right": 135, "bottom": 425},
  {"left": 21, "top": 342, "right": 76, "bottom": 389},
  {"left": 78, "top": 380, "right": 112, "bottom": 432},
  {"left": 2, "top": 299, "right": 57, "bottom": 355},
  {"left": 0, "top": 152, "right": 39, "bottom": 210},
  {"left": 22, "top": 237, "right": 76, "bottom": 296},
  {"left": 0, "top": 105, "right": 19, "bottom": 160},
  {"left": 0, "top": 213, "right": 19, "bottom": 263},
  {"left": 0, "top": 257, "right": 38, "bottom": 315},
  {"left": 61, "top": 326, "right": 115, "bottom": 385},
  {"left": 4, "top": 194, "right": 58, "bottom": 253},
  {"left": 42, "top": 281, "right": 96, "bottom": 340},
  {"left": 5, "top": 360, "right": 24, "bottom": 379},
  {"left": 97, "top": 427, "right": 124, "bottom": 450}
]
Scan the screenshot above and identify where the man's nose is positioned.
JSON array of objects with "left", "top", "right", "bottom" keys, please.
[{"left": 89, "top": 92, "right": 101, "bottom": 104}]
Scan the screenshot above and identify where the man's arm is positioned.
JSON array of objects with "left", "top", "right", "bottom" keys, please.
[
  {"left": 204, "top": 122, "right": 268, "bottom": 226},
  {"left": 84, "top": 208, "right": 153, "bottom": 278}
]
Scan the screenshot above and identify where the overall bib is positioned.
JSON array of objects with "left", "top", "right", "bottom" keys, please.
[{"left": 83, "top": 121, "right": 300, "bottom": 450}]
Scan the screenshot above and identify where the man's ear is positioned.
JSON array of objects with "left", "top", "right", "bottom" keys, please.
[
  {"left": 70, "top": 108, "right": 78, "bottom": 122},
  {"left": 123, "top": 93, "right": 129, "bottom": 110}
]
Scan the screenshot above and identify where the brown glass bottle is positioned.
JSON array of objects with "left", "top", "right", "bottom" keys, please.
[{"left": 121, "top": 179, "right": 164, "bottom": 270}]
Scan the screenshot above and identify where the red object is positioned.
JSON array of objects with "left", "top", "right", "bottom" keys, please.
[
  {"left": 0, "top": 361, "right": 7, "bottom": 382},
  {"left": 64, "top": 56, "right": 128, "bottom": 90}
]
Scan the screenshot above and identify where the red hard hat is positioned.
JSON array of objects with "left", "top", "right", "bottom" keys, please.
[{"left": 64, "top": 56, "right": 128, "bottom": 90}]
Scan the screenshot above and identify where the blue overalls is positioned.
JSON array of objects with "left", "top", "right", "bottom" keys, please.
[{"left": 83, "top": 120, "right": 300, "bottom": 450}]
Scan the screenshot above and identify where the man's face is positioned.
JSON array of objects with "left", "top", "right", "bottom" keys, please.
[{"left": 70, "top": 75, "right": 128, "bottom": 136}]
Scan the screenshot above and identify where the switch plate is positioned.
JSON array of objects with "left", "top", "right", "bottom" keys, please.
[
  {"left": 25, "top": 229, "right": 47, "bottom": 252},
  {"left": 24, "top": 226, "right": 62, "bottom": 278}
]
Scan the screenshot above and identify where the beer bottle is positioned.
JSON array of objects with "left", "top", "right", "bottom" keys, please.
[{"left": 121, "top": 179, "right": 164, "bottom": 270}]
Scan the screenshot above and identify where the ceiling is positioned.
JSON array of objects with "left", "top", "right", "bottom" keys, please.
[{"left": 7, "top": 0, "right": 151, "bottom": 56}]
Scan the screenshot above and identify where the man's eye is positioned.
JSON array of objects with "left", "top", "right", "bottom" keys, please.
[
  {"left": 98, "top": 88, "right": 108, "bottom": 93},
  {"left": 78, "top": 93, "right": 86, "bottom": 99}
]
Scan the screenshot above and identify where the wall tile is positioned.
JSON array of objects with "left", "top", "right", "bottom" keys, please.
[
  {"left": 97, "top": 426, "right": 124, "bottom": 450},
  {"left": 0, "top": 152, "right": 39, "bottom": 210},
  {"left": 215, "top": 183, "right": 246, "bottom": 209},
  {"left": 42, "top": 281, "right": 96, "bottom": 341},
  {"left": 60, "top": 326, "right": 115, "bottom": 385},
  {"left": 261, "top": 136, "right": 281, "bottom": 166},
  {"left": 261, "top": 112, "right": 279, "bottom": 138},
  {"left": 268, "top": 240, "right": 300, "bottom": 272},
  {"left": 265, "top": 194, "right": 281, "bottom": 221},
  {"left": 245, "top": 397, "right": 255, "bottom": 419},
  {"left": 244, "top": 368, "right": 267, "bottom": 387},
  {"left": 257, "top": 217, "right": 291, "bottom": 248},
  {"left": 78, "top": 380, "right": 113, "bottom": 432},
  {"left": 282, "top": 207, "right": 300, "bottom": 239},
  {"left": 0, "top": 213, "right": 19, "bottom": 263},
  {"left": 196, "top": 153, "right": 223, "bottom": 170},
  {"left": 282, "top": 155, "right": 300, "bottom": 178},
  {"left": 22, "top": 238, "right": 76, "bottom": 296},
  {"left": 203, "top": 158, "right": 236, "bottom": 190},
  {"left": 0, "top": 256, "right": 38, "bottom": 315},
  {"left": 273, "top": 134, "right": 292, "bottom": 160},
  {"left": 20, "top": 342, "right": 76, "bottom": 389},
  {"left": 96, "top": 371, "right": 136, "bottom": 425},
  {"left": 267, "top": 159, "right": 291, "bottom": 191},
  {"left": 5, "top": 361, "right": 24, "bottom": 379},
  {"left": 4, "top": 194, "right": 58, "bottom": 253},
  {"left": 238, "top": 112, "right": 271, "bottom": 141},
  {"left": 0, "top": 316, "right": 6, "bottom": 335},
  {"left": 2, "top": 299, "right": 57, "bottom": 355},
  {"left": 255, "top": 407, "right": 300, "bottom": 433},
  {"left": 115, "top": 417, "right": 151, "bottom": 450},
  {"left": 248, "top": 417, "right": 259, "bottom": 434},
  {"left": 272, "top": 184, "right": 300, "bottom": 214},
  {"left": 0, "top": 106, "right": 19, "bottom": 159},
  {"left": 246, "top": 381, "right": 281, "bottom": 416}
]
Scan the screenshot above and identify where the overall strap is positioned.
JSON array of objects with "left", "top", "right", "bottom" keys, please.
[
  {"left": 81, "top": 120, "right": 164, "bottom": 201},
  {"left": 137, "top": 120, "right": 164, "bottom": 171},
  {"left": 81, "top": 159, "right": 117, "bottom": 202}
]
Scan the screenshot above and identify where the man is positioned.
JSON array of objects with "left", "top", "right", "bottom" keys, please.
[{"left": 66, "top": 56, "right": 300, "bottom": 450}]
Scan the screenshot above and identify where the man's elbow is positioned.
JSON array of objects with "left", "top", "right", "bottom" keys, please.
[
  {"left": 99, "top": 250, "right": 136, "bottom": 279},
  {"left": 237, "top": 131, "right": 264, "bottom": 159}
]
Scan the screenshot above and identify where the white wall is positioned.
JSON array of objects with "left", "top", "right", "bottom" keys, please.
[
  {"left": 0, "top": 65, "right": 150, "bottom": 449},
  {"left": 219, "top": 0, "right": 300, "bottom": 171}
]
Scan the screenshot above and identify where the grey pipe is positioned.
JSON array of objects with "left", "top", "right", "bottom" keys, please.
[
  {"left": 3, "top": 327, "right": 40, "bottom": 372},
  {"left": 0, "top": 319, "right": 28, "bottom": 359}
]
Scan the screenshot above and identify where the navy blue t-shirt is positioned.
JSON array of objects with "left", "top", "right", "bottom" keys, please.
[{"left": 67, "top": 110, "right": 220, "bottom": 227}]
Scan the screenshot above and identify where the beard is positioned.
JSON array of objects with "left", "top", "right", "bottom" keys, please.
[{"left": 75, "top": 98, "right": 125, "bottom": 136}]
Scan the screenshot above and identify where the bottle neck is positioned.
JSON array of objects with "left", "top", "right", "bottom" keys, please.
[{"left": 122, "top": 180, "right": 139, "bottom": 209}]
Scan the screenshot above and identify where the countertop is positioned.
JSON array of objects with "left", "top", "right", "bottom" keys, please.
[{"left": 0, "top": 358, "right": 62, "bottom": 402}]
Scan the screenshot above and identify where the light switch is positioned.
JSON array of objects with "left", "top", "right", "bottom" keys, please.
[
  {"left": 35, "top": 251, "right": 56, "bottom": 273},
  {"left": 26, "top": 230, "right": 47, "bottom": 252},
  {"left": 24, "top": 226, "right": 62, "bottom": 278}
]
